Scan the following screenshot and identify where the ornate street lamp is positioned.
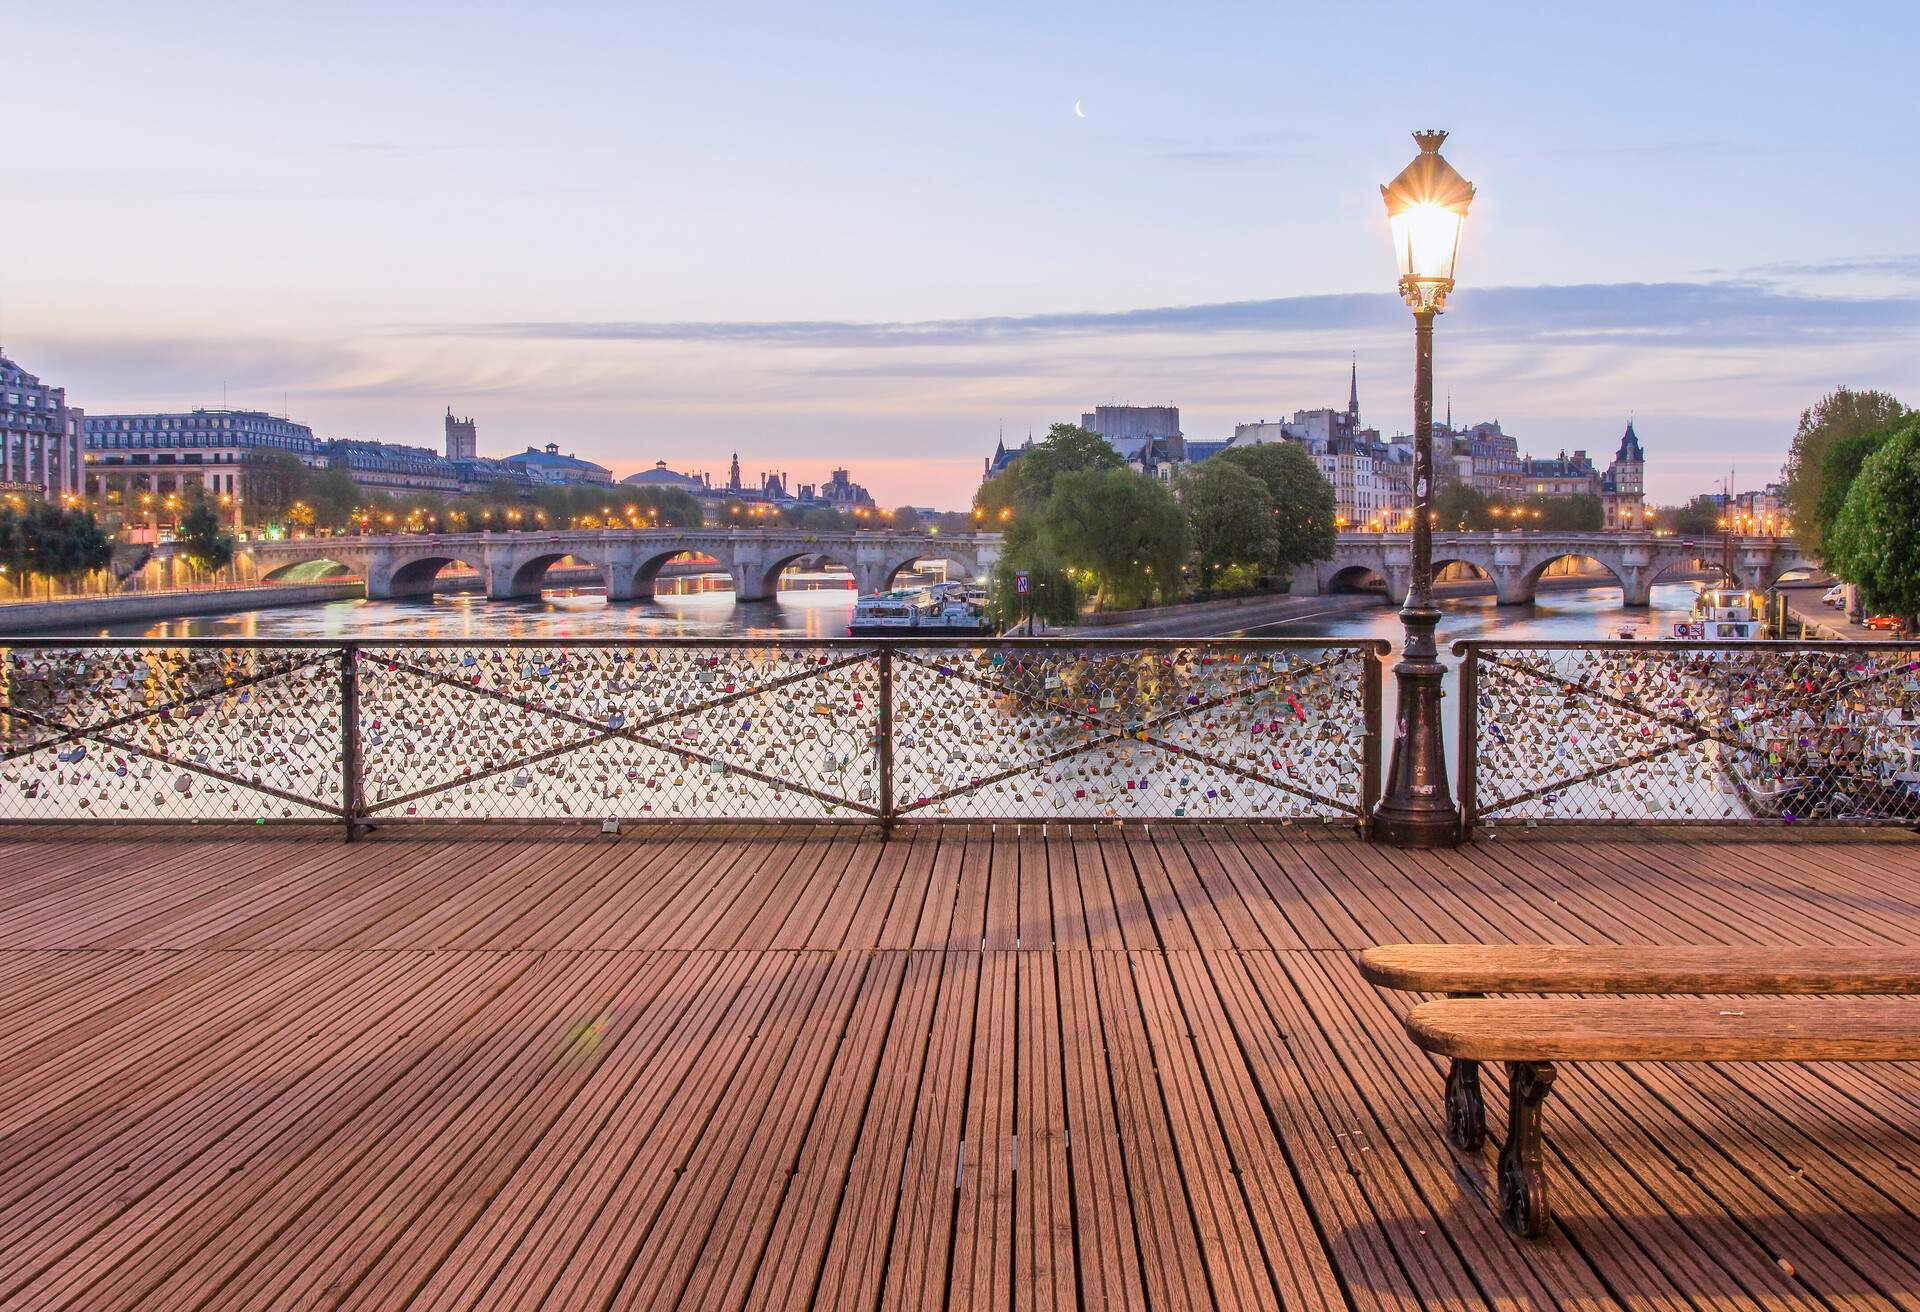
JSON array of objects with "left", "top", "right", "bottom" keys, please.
[{"left": 1374, "top": 129, "right": 1474, "bottom": 848}]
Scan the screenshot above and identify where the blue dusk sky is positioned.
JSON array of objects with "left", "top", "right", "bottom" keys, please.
[{"left": 6, "top": 0, "right": 1917, "bottom": 507}]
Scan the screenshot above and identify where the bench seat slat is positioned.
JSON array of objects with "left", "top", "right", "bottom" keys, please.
[
  {"left": 1360, "top": 944, "right": 1920, "bottom": 996},
  {"left": 1406, "top": 997, "right": 1920, "bottom": 1064}
]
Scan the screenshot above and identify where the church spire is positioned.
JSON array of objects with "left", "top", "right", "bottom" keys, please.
[{"left": 1346, "top": 354, "right": 1360, "bottom": 428}]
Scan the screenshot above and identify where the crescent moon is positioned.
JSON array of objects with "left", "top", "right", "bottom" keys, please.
[{"left": 1073, "top": 99, "right": 1085, "bottom": 119}]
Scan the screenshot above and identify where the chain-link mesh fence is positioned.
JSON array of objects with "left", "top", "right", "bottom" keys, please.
[
  {"left": 1, "top": 637, "right": 1387, "bottom": 829},
  {"left": 1460, "top": 640, "right": 1920, "bottom": 827}
]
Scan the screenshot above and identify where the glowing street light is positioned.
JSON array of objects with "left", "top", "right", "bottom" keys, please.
[{"left": 1373, "top": 128, "right": 1474, "bottom": 850}]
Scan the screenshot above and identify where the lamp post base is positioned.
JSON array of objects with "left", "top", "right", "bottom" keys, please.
[{"left": 1373, "top": 604, "right": 1461, "bottom": 849}]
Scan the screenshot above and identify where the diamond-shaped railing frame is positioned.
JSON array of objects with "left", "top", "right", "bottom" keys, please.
[
  {"left": 0, "top": 643, "right": 346, "bottom": 822},
  {"left": 0, "top": 636, "right": 1389, "bottom": 834},
  {"left": 1458, "top": 639, "right": 1920, "bottom": 829}
]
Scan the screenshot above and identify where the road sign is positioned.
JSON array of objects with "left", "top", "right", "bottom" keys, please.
[{"left": 1014, "top": 571, "right": 1030, "bottom": 595}]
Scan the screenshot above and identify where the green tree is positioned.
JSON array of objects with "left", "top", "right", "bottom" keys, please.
[
  {"left": 1040, "top": 467, "right": 1187, "bottom": 610},
  {"left": 1826, "top": 414, "right": 1920, "bottom": 623},
  {"left": 1783, "top": 387, "right": 1908, "bottom": 557},
  {"left": 240, "top": 450, "right": 307, "bottom": 528},
  {"left": 304, "top": 467, "right": 364, "bottom": 529},
  {"left": 1213, "top": 442, "right": 1338, "bottom": 572},
  {"left": 1659, "top": 494, "right": 1724, "bottom": 537},
  {"left": 1181, "top": 460, "right": 1272, "bottom": 591},
  {"left": 975, "top": 423, "right": 1125, "bottom": 520},
  {"left": 985, "top": 554, "right": 1081, "bottom": 629},
  {"left": 1432, "top": 483, "right": 1490, "bottom": 530},
  {"left": 0, "top": 503, "right": 114, "bottom": 596},
  {"left": 175, "top": 501, "right": 235, "bottom": 573},
  {"left": 1809, "top": 426, "right": 1892, "bottom": 562}
]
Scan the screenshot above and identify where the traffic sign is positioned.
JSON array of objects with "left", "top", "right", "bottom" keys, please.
[{"left": 1014, "top": 571, "right": 1030, "bottom": 595}]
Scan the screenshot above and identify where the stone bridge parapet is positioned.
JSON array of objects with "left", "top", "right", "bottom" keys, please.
[
  {"left": 218, "top": 529, "right": 1002, "bottom": 602},
  {"left": 1292, "top": 532, "right": 1818, "bottom": 607}
]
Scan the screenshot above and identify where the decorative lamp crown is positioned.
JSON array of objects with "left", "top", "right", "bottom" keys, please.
[{"left": 1382, "top": 129, "right": 1475, "bottom": 312}]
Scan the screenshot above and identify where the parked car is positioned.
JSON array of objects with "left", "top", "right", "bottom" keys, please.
[
  {"left": 1822, "top": 584, "right": 1847, "bottom": 607},
  {"left": 1864, "top": 615, "right": 1908, "bottom": 633}
]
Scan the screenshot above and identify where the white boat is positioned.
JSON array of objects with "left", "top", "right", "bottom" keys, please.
[
  {"left": 1671, "top": 585, "right": 1767, "bottom": 641},
  {"left": 847, "top": 589, "right": 932, "bottom": 635},
  {"left": 848, "top": 582, "right": 992, "bottom": 636}
]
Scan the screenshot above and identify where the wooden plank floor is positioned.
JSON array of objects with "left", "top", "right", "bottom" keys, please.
[{"left": 4, "top": 823, "right": 1920, "bottom": 1310}]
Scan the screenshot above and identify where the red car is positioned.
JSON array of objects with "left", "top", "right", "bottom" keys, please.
[{"left": 1864, "top": 615, "right": 1907, "bottom": 632}]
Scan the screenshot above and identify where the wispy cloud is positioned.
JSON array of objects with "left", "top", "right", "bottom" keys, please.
[{"left": 423, "top": 279, "right": 1919, "bottom": 353}]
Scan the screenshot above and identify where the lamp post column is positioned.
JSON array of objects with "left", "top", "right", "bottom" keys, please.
[{"left": 1374, "top": 306, "right": 1460, "bottom": 847}]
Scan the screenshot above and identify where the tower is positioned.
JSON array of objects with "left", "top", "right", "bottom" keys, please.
[
  {"left": 1345, "top": 355, "right": 1360, "bottom": 432},
  {"left": 444, "top": 408, "right": 477, "bottom": 461},
  {"left": 1602, "top": 418, "right": 1647, "bottom": 530},
  {"left": 728, "top": 453, "right": 743, "bottom": 493}
]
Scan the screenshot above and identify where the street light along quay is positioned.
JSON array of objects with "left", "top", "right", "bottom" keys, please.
[{"left": 1373, "top": 129, "right": 1474, "bottom": 849}]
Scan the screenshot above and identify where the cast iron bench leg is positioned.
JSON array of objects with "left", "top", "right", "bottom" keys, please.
[
  {"left": 1443, "top": 992, "right": 1487, "bottom": 1151},
  {"left": 1446, "top": 1059, "right": 1486, "bottom": 1151},
  {"left": 1498, "top": 1060, "right": 1556, "bottom": 1239}
]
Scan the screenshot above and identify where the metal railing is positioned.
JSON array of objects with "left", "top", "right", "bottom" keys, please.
[
  {"left": 1457, "top": 639, "right": 1920, "bottom": 832},
  {"left": 0, "top": 637, "right": 1387, "bottom": 835}
]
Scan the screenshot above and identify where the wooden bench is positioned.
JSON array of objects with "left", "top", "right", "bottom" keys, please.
[{"left": 1358, "top": 945, "right": 1920, "bottom": 1238}]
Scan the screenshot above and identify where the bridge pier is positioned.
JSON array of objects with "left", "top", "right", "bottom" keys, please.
[{"left": 1492, "top": 571, "right": 1536, "bottom": 606}]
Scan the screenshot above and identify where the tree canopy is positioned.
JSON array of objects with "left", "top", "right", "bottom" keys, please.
[
  {"left": 1783, "top": 387, "right": 1908, "bottom": 558},
  {"left": 975, "top": 423, "right": 1125, "bottom": 520},
  {"left": 1826, "top": 414, "right": 1920, "bottom": 621},
  {"left": 175, "top": 501, "right": 235, "bottom": 573},
  {"left": 1658, "top": 494, "right": 1724, "bottom": 537},
  {"left": 1211, "top": 442, "right": 1337, "bottom": 574},
  {"left": 0, "top": 502, "right": 114, "bottom": 591},
  {"left": 1040, "top": 467, "right": 1188, "bottom": 610},
  {"left": 1182, "top": 460, "right": 1272, "bottom": 591}
]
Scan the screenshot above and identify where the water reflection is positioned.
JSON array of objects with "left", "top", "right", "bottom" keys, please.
[
  {"left": 83, "top": 571, "right": 870, "bottom": 641},
  {"left": 1242, "top": 581, "right": 1706, "bottom": 786}
]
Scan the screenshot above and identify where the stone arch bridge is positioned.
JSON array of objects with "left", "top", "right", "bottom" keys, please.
[
  {"left": 227, "top": 529, "right": 1002, "bottom": 602},
  {"left": 1294, "top": 532, "right": 1820, "bottom": 607}
]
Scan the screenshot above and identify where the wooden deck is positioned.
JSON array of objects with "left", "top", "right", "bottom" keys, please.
[{"left": 4, "top": 823, "right": 1920, "bottom": 1309}]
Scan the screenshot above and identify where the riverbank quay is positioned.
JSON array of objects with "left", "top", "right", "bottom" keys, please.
[
  {"left": 3, "top": 822, "right": 1920, "bottom": 1309},
  {"left": 1779, "top": 580, "right": 1886, "bottom": 640},
  {"left": 1070, "top": 570, "right": 1659, "bottom": 639},
  {"left": 0, "top": 580, "right": 363, "bottom": 634}
]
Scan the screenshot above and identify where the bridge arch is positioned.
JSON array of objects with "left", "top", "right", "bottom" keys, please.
[
  {"left": 624, "top": 548, "right": 736, "bottom": 603},
  {"left": 751, "top": 550, "right": 861, "bottom": 603},
  {"left": 880, "top": 552, "right": 978, "bottom": 592},
  {"left": 1519, "top": 552, "right": 1633, "bottom": 606},
  {"left": 1325, "top": 564, "right": 1387, "bottom": 595},
  {"left": 499, "top": 551, "right": 610, "bottom": 600},
  {"left": 261, "top": 557, "right": 357, "bottom": 583},
  {"left": 373, "top": 553, "right": 489, "bottom": 600}
]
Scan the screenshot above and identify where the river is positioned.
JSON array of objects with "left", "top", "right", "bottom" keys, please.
[{"left": 73, "top": 572, "right": 1703, "bottom": 643}]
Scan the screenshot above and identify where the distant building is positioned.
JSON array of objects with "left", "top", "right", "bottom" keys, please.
[
  {"left": 326, "top": 440, "right": 469, "bottom": 497},
  {"left": 84, "top": 407, "right": 548, "bottom": 511},
  {"left": 982, "top": 433, "right": 1034, "bottom": 482},
  {"left": 444, "top": 409, "right": 477, "bottom": 460},
  {"left": 1082, "top": 404, "right": 1185, "bottom": 476},
  {"left": 1228, "top": 363, "right": 1411, "bottom": 526},
  {"left": 1600, "top": 420, "right": 1648, "bottom": 530},
  {"left": 1521, "top": 449, "right": 1601, "bottom": 498},
  {"left": 1, "top": 349, "right": 84, "bottom": 501},
  {"left": 84, "top": 408, "right": 321, "bottom": 508},
  {"left": 1450, "top": 420, "right": 1523, "bottom": 497},
  {"left": 621, "top": 460, "right": 711, "bottom": 495},
  {"left": 804, "top": 467, "right": 875, "bottom": 510},
  {"left": 501, "top": 443, "right": 614, "bottom": 487}
]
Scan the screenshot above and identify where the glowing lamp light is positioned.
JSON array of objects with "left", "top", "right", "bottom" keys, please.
[{"left": 1381, "top": 130, "right": 1474, "bottom": 313}]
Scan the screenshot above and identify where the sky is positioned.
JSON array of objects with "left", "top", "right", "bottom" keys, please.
[{"left": 6, "top": 0, "right": 1918, "bottom": 509}]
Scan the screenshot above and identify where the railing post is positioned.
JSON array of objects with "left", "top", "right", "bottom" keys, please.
[
  {"left": 876, "top": 645, "right": 895, "bottom": 833},
  {"left": 1360, "top": 645, "right": 1382, "bottom": 835},
  {"left": 340, "top": 644, "right": 364, "bottom": 841},
  {"left": 1457, "top": 643, "right": 1479, "bottom": 840}
]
